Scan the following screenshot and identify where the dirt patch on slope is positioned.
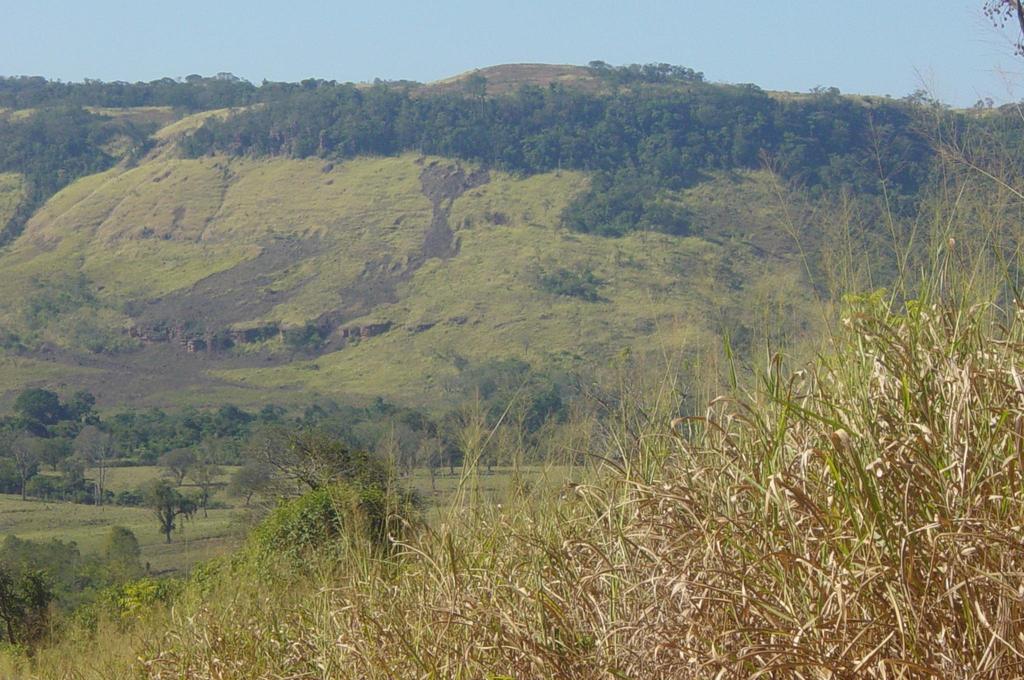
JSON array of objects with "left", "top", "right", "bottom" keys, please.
[
  {"left": 134, "top": 238, "right": 322, "bottom": 332},
  {"left": 4, "top": 160, "right": 502, "bottom": 406},
  {"left": 91, "top": 160, "right": 496, "bottom": 393},
  {"left": 417, "top": 161, "right": 489, "bottom": 261},
  {"left": 137, "top": 161, "right": 488, "bottom": 333},
  {"left": 318, "top": 160, "right": 489, "bottom": 323}
]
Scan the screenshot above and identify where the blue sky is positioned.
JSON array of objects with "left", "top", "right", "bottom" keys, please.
[{"left": 1, "top": 1, "right": 1021, "bottom": 106}]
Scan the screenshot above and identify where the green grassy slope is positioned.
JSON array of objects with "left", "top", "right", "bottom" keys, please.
[
  {"left": 217, "top": 169, "right": 818, "bottom": 404},
  {"left": 0, "top": 172, "right": 23, "bottom": 227},
  {"left": 0, "top": 112, "right": 824, "bottom": 410}
]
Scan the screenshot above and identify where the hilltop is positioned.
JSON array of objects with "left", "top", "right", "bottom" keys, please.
[{"left": 420, "top": 63, "right": 606, "bottom": 96}]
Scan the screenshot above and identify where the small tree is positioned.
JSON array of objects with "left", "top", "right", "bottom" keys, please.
[
  {"left": 159, "top": 448, "right": 195, "bottom": 486},
  {"left": 227, "top": 460, "right": 273, "bottom": 506},
  {"left": 0, "top": 564, "right": 51, "bottom": 645},
  {"left": 10, "top": 436, "right": 42, "bottom": 501},
  {"left": 75, "top": 425, "right": 115, "bottom": 506},
  {"left": 65, "top": 390, "right": 96, "bottom": 423},
  {"left": 187, "top": 458, "right": 223, "bottom": 518},
  {"left": 0, "top": 565, "right": 16, "bottom": 645},
  {"left": 464, "top": 71, "right": 488, "bottom": 99},
  {"left": 0, "top": 427, "right": 18, "bottom": 482},
  {"left": 58, "top": 456, "right": 86, "bottom": 491},
  {"left": 39, "top": 438, "right": 72, "bottom": 471},
  {"left": 374, "top": 422, "right": 419, "bottom": 478},
  {"left": 250, "top": 426, "right": 387, "bottom": 492},
  {"left": 144, "top": 480, "right": 197, "bottom": 543},
  {"left": 103, "top": 526, "right": 142, "bottom": 581},
  {"left": 13, "top": 388, "right": 64, "bottom": 432},
  {"left": 418, "top": 437, "right": 443, "bottom": 491}
]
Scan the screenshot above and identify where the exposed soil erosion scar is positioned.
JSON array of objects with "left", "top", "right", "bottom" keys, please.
[
  {"left": 418, "top": 161, "right": 489, "bottom": 261},
  {"left": 315, "top": 159, "right": 491, "bottom": 334},
  {"left": 121, "top": 162, "right": 490, "bottom": 360},
  {"left": 295, "top": 161, "right": 490, "bottom": 347},
  {"left": 132, "top": 238, "right": 322, "bottom": 332}
]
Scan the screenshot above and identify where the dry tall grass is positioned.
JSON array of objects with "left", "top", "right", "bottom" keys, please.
[{"left": 24, "top": 278, "right": 1016, "bottom": 679}]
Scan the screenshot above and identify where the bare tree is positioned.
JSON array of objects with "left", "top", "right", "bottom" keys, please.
[
  {"left": 227, "top": 460, "right": 273, "bottom": 506},
  {"left": 74, "top": 425, "right": 115, "bottom": 506},
  {"left": 187, "top": 452, "right": 223, "bottom": 519},
  {"left": 986, "top": 1, "right": 1024, "bottom": 54},
  {"left": 10, "top": 436, "right": 42, "bottom": 502},
  {"left": 0, "top": 428, "right": 15, "bottom": 460},
  {"left": 159, "top": 448, "right": 196, "bottom": 486},
  {"left": 418, "top": 437, "right": 442, "bottom": 492}
]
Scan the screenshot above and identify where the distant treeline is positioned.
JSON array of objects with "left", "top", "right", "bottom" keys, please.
[
  {"left": 0, "top": 73, "right": 262, "bottom": 110},
  {"left": 0, "top": 107, "right": 149, "bottom": 244},
  {"left": 0, "top": 357, "right": 568, "bottom": 503},
  {"left": 0, "top": 63, "right": 702, "bottom": 110},
  {"left": 178, "top": 80, "right": 945, "bottom": 234}
]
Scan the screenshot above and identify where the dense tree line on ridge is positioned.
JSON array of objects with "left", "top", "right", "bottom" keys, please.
[
  {"left": 0, "top": 64, "right": 698, "bottom": 110},
  {"left": 2, "top": 63, "right": 1022, "bottom": 241},
  {"left": 178, "top": 78, "right": 941, "bottom": 234}
]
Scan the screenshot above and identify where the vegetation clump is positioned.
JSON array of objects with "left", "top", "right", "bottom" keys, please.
[
  {"left": 250, "top": 483, "right": 391, "bottom": 560},
  {"left": 536, "top": 264, "right": 605, "bottom": 301},
  {"left": 0, "top": 107, "right": 149, "bottom": 244}
]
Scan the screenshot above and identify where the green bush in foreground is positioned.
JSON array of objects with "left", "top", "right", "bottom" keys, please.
[{"left": 250, "top": 482, "right": 392, "bottom": 560}]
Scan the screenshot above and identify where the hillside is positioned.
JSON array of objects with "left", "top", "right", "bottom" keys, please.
[
  {"left": 420, "top": 63, "right": 607, "bottom": 96},
  {"left": 0, "top": 62, "right": 1002, "bottom": 412},
  {"left": 0, "top": 145, "right": 820, "bottom": 409},
  {"left": 0, "top": 173, "right": 23, "bottom": 227}
]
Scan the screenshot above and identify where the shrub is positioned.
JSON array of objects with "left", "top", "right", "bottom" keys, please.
[
  {"left": 114, "top": 489, "right": 143, "bottom": 507},
  {"left": 23, "top": 475, "right": 62, "bottom": 501},
  {"left": 537, "top": 265, "right": 605, "bottom": 301},
  {"left": 561, "top": 169, "right": 693, "bottom": 236},
  {"left": 100, "top": 578, "right": 181, "bottom": 623},
  {"left": 282, "top": 323, "right": 327, "bottom": 351},
  {"left": 249, "top": 482, "right": 392, "bottom": 560}
]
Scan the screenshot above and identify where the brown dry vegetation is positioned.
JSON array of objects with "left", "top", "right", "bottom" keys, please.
[{"left": 14, "top": 249, "right": 1024, "bottom": 678}]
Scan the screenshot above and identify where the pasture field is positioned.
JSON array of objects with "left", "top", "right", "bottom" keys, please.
[
  {"left": 405, "top": 463, "right": 583, "bottom": 523},
  {"left": 87, "top": 464, "right": 238, "bottom": 493},
  {"left": 0, "top": 464, "right": 583, "bottom": 575},
  {"left": 0, "top": 494, "right": 241, "bottom": 574},
  {"left": 1, "top": 465, "right": 243, "bottom": 574}
]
